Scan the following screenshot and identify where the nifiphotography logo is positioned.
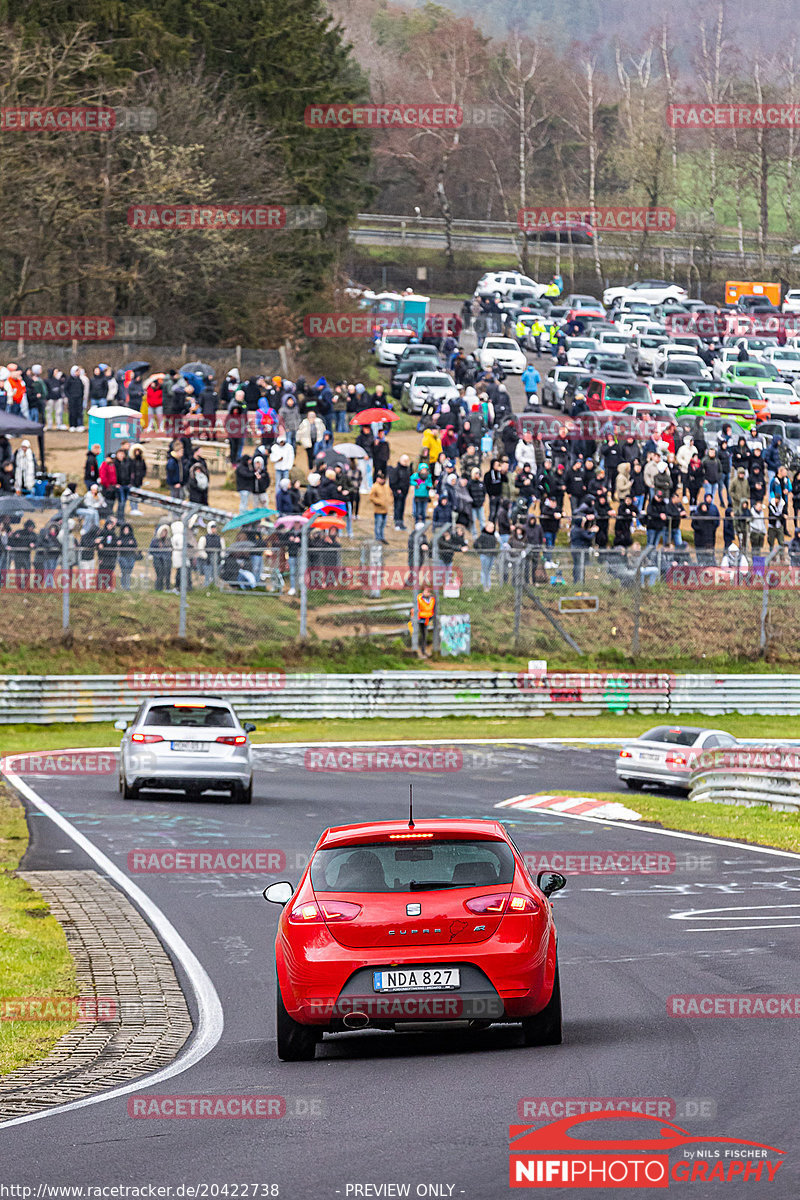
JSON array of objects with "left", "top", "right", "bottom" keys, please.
[{"left": 508, "top": 1111, "right": 784, "bottom": 1187}]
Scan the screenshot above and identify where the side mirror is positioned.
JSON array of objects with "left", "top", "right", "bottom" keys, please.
[
  {"left": 537, "top": 871, "right": 567, "bottom": 898},
  {"left": 243, "top": 722, "right": 256, "bottom": 734},
  {"left": 263, "top": 881, "right": 294, "bottom": 906},
  {"left": 114, "top": 719, "right": 128, "bottom": 732}
]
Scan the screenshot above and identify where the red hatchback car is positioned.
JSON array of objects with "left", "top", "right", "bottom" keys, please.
[{"left": 264, "top": 818, "right": 565, "bottom": 1060}]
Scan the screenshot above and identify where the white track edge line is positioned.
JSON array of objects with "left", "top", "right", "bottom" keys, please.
[{"left": 0, "top": 772, "right": 224, "bottom": 1131}]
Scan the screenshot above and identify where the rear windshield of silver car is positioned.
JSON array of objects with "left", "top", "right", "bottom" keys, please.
[{"left": 144, "top": 704, "right": 235, "bottom": 727}]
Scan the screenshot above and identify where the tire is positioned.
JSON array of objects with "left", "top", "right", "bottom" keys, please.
[
  {"left": 235, "top": 779, "right": 253, "bottom": 805},
  {"left": 120, "top": 771, "right": 139, "bottom": 800},
  {"left": 521, "top": 960, "right": 562, "bottom": 1046},
  {"left": 623, "top": 779, "right": 638, "bottom": 789},
  {"left": 276, "top": 984, "right": 318, "bottom": 1061}
]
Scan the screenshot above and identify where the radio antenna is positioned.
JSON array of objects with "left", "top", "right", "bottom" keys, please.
[{"left": 408, "top": 783, "right": 414, "bottom": 829}]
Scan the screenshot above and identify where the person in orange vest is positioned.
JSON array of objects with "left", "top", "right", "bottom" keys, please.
[{"left": 415, "top": 584, "right": 436, "bottom": 656}]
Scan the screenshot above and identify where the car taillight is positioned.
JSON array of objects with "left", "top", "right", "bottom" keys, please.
[
  {"left": 464, "top": 893, "right": 539, "bottom": 915},
  {"left": 288, "top": 900, "right": 362, "bottom": 924},
  {"left": 131, "top": 733, "right": 164, "bottom": 744},
  {"left": 618, "top": 749, "right": 632, "bottom": 758},
  {"left": 216, "top": 735, "right": 247, "bottom": 746},
  {"left": 666, "top": 752, "right": 687, "bottom": 767}
]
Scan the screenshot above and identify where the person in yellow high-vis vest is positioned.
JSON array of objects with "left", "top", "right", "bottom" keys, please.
[{"left": 415, "top": 585, "right": 436, "bottom": 656}]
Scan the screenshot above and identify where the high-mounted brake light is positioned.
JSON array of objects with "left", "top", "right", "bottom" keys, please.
[
  {"left": 288, "top": 900, "right": 362, "bottom": 924},
  {"left": 216, "top": 735, "right": 247, "bottom": 745},
  {"left": 464, "top": 892, "right": 539, "bottom": 915},
  {"left": 389, "top": 833, "right": 435, "bottom": 840},
  {"left": 131, "top": 733, "right": 164, "bottom": 744}
]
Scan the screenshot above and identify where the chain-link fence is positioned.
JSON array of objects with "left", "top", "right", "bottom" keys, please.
[{"left": 0, "top": 502, "right": 797, "bottom": 665}]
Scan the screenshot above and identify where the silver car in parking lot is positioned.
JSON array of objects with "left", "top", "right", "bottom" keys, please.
[
  {"left": 117, "top": 696, "right": 256, "bottom": 802},
  {"left": 615, "top": 725, "right": 738, "bottom": 792}
]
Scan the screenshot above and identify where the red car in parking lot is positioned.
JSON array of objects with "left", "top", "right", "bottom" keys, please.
[{"left": 264, "top": 818, "right": 565, "bottom": 1060}]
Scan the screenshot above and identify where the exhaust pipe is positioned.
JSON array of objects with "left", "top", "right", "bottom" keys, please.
[{"left": 342, "top": 1010, "right": 370, "bottom": 1030}]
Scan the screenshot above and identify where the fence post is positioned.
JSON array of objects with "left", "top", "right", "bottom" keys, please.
[
  {"left": 410, "top": 529, "right": 422, "bottom": 654},
  {"left": 760, "top": 545, "right": 782, "bottom": 654},
  {"left": 178, "top": 511, "right": 191, "bottom": 637},
  {"left": 513, "top": 551, "right": 525, "bottom": 651},
  {"left": 631, "top": 544, "right": 655, "bottom": 658},
  {"left": 298, "top": 513, "right": 324, "bottom": 640},
  {"left": 61, "top": 494, "right": 70, "bottom": 632}
]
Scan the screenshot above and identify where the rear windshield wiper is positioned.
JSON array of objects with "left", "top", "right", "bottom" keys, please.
[{"left": 409, "top": 880, "right": 480, "bottom": 891}]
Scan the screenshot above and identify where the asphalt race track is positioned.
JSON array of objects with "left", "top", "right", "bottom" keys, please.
[{"left": 3, "top": 741, "right": 800, "bottom": 1198}]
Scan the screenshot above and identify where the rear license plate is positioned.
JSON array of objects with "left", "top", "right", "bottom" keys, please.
[
  {"left": 639, "top": 752, "right": 660, "bottom": 761},
  {"left": 373, "top": 968, "right": 460, "bottom": 992},
  {"left": 171, "top": 741, "right": 209, "bottom": 752}
]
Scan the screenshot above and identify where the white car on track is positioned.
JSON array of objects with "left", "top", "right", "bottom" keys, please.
[
  {"left": 478, "top": 336, "right": 528, "bottom": 374},
  {"left": 616, "top": 725, "right": 738, "bottom": 791},
  {"left": 117, "top": 696, "right": 256, "bottom": 803}
]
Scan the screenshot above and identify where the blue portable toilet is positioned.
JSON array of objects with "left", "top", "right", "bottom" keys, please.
[
  {"left": 401, "top": 292, "right": 430, "bottom": 337},
  {"left": 87, "top": 405, "right": 142, "bottom": 458}
]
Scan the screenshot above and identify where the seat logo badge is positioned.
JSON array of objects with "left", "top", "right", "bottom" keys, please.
[{"left": 406, "top": 903, "right": 421, "bottom": 916}]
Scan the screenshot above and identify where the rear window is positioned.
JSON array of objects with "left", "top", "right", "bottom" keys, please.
[
  {"left": 311, "top": 839, "right": 516, "bottom": 893},
  {"left": 720, "top": 396, "right": 753, "bottom": 411},
  {"left": 640, "top": 726, "right": 703, "bottom": 746},
  {"left": 144, "top": 704, "right": 235, "bottom": 728}
]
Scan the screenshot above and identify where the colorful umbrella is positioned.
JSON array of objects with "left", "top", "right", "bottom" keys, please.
[
  {"left": 221, "top": 507, "right": 278, "bottom": 532},
  {"left": 308, "top": 500, "right": 346, "bottom": 514},
  {"left": 274, "top": 515, "right": 310, "bottom": 529},
  {"left": 311, "top": 515, "right": 346, "bottom": 530},
  {"left": 349, "top": 408, "right": 399, "bottom": 425}
]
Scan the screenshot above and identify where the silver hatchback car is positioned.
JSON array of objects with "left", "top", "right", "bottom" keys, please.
[{"left": 117, "top": 696, "right": 256, "bottom": 803}]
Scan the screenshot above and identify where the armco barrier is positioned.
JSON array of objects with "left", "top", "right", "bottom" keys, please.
[
  {"left": 0, "top": 672, "right": 798, "bottom": 725},
  {"left": 0, "top": 672, "right": 675, "bottom": 725},
  {"left": 689, "top": 746, "right": 800, "bottom": 813}
]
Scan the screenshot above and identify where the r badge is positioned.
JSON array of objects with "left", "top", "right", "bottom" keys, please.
[{"left": 406, "top": 902, "right": 421, "bottom": 916}]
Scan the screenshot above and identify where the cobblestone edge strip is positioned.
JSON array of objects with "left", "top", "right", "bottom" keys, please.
[{"left": 0, "top": 869, "right": 193, "bottom": 1119}]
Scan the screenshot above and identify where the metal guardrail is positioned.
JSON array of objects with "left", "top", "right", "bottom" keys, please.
[
  {"left": 0, "top": 672, "right": 799, "bottom": 725},
  {"left": 689, "top": 746, "right": 800, "bottom": 813}
]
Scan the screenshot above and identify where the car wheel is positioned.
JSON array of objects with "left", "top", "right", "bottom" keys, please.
[
  {"left": 623, "top": 779, "right": 638, "bottom": 789},
  {"left": 521, "top": 960, "right": 562, "bottom": 1046},
  {"left": 276, "top": 983, "right": 318, "bottom": 1061},
  {"left": 120, "top": 771, "right": 139, "bottom": 800},
  {"left": 235, "top": 779, "right": 253, "bottom": 805}
]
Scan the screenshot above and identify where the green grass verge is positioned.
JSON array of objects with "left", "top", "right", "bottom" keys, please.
[
  {"left": 0, "top": 786, "right": 77, "bottom": 1074},
  {"left": 3, "top": 710, "right": 800, "bottom": 753},
  {"left": 546, "top": 790, "right": 800, "bottom": 856}
]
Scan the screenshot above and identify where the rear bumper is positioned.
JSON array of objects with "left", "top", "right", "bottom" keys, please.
[
  {"left": 615, "top": 763, "right": 690, "bottom": 790},
  {"left": 277, "top": 923, "right": 556, "bottom": 1027},
  {"left": 124, "top": 749, "right": 252, "bottom": 788}
]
